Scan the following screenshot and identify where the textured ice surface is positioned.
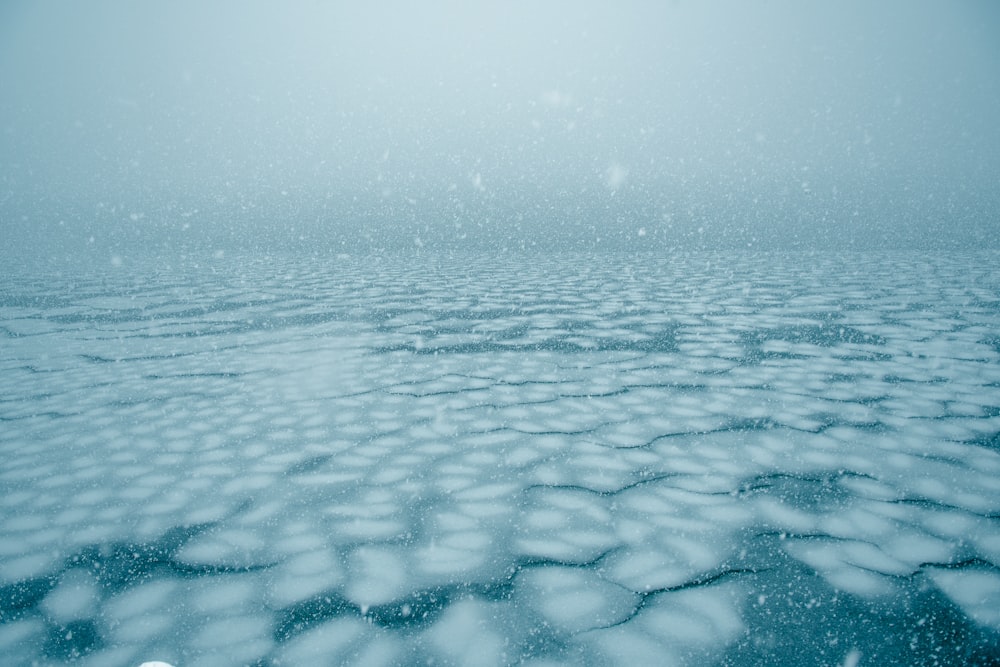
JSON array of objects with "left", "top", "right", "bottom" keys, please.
[{"left": 1, "top": 250, "right": 1000, "bottom": 665}]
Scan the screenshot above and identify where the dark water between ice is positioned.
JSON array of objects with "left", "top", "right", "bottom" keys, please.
[{"left": 1, "top": 250, "right": 999, "bottom": 666}]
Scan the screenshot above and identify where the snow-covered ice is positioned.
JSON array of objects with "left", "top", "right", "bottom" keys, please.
[{"left": 1, "top": 250, "right": 999, "bottom": 665}]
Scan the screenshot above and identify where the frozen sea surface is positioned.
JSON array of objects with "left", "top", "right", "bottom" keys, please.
[{"left": 2, "top": 250, "right": 999, "bottom": 666}]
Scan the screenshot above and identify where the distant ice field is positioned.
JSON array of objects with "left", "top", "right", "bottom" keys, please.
[{"left": 1, "top": 250, "right": 999, "bottom": 666}]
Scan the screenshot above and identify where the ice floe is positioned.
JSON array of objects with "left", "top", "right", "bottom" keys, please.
[{"left": 1, "top": 250, "right": 999, "bottom": 665}]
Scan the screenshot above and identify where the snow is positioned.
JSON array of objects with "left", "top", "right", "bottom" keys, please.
[{"left": 1, "top": 249, "right": 999, "bottom": 664}]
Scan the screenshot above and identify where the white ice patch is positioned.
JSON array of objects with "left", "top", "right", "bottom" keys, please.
[
  {"left": 928, "top": 568, "right": 1000, "bottom": 630},
  {"left": 40, "top": 569, "right": 100, "bottom": 622},
  {"left": 517, "top": 567, "right": 640, "bottom": 633},
  {"left": 783, "top": 540, "right": 902, "bottom": 598},
  {"left": 104, "top": 580, "right": 179, "bottom": 643},
  {"left": 425, "top": 599, "right": 508, "bottom": 667},
  {"left": 581, "top": 582, "right": 745, "bottom": 665},
  {"left": 270, "top": 618, "right": 366, "bottom": 665},
  {"left": 268, "top": 548, "right": 344, "bottom": 606},
  {"left": 345, "top": 547, "right": 409, "bottom": 607},
  {"left": 174, "top": 528, "right": 273, "bottom": 569}
]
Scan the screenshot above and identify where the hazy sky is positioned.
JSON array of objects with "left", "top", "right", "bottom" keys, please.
[{"left": 1, "top": 0, "right": 998, "bottom": 254}]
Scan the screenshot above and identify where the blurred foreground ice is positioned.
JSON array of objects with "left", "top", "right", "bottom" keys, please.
[{"left": 1, "top": 250, "right": 999, "bottom": 665}]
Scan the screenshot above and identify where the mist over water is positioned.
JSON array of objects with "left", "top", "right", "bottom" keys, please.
[{"left": 1, "top": 0, "right": 999, "bottom": 260}]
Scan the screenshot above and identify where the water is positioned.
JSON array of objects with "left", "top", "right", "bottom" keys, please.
[{"left": 1, "top": 249, "right": 999, "bottom": 666}]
